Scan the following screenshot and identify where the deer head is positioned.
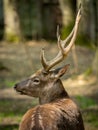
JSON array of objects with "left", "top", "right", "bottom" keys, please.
[{"left": 14, "top": 7, "right": 81, "bottom": 104}]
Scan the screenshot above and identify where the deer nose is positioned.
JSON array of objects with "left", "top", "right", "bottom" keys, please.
[{"left": 14, "top": 83, "right": 18, "bottom": 89}]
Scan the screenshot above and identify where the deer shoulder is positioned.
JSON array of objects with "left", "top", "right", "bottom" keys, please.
[{"left": 19, "top": 98, "right": 84, "bottom": 130}]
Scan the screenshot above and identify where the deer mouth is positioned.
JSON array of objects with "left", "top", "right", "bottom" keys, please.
[
  {"left": 18, "top": 91, "right": 25, "bottom": 95},
  {"left": 15, "top": 89, "right": 27, "bottom": 95}
]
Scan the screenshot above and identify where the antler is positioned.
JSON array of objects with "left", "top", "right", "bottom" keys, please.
[{"left": 41, "top": 6, "right": 81, "bottom": 72}]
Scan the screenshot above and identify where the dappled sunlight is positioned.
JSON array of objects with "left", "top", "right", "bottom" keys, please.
[
  {"left": 63, "top": 74, "right": 97, "bottom": 88},
  {"left": 63, "top": 74, "right": 98, "bottom": 97}
]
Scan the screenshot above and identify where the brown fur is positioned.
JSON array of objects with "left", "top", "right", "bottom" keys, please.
[{"left": 19, "top": 98, "right": 84, "bottom": 130}]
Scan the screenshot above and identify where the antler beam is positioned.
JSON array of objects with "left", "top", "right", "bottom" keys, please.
[{"left": 41, "top": 6, "right": 81, "bottom": 72}]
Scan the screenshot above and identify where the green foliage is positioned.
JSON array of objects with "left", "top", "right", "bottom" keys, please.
[
  {"left": 61, "top": 24, "right": 92, "bottom": 48},
  {"left": 0, "top": 124, "right": 18, "bottom": 130},
  {"left": 76, "top": 34, "right": 92, "bottom": 47},
  {"left": 84, "top": 68, "right": 93, "bottom": 77},
  {"left": 4, "top": 80, "right": 16, "bottom": 88},
  {"left": 83, "top": 111, "right": 98, "bottom": 128},
  {"left": 0, "top": 79, "right": 16, "bottom": 89},
  {"left": 0, "top": 98, "right": 38, "bottom": 130},
  {"left": 5, "top": 33, "right": 20, "bottom": 43},
  {"left": 61, "top": 23, "right": 74, "bottom": 40},
  {"left": 0, "top": 99, "right": 38, "bottom": 115},
  {"left": 76, "top": 95, "right": 98, "bottom": 128},
  {"left": 75, "top": 95, "right": 96, "bottom": 109}
]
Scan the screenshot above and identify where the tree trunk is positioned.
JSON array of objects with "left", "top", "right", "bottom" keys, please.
[
  {"left": 59, "top": 0, "right": 76, "bottom": 40},
  {"left": 59, "top": 0, "right": 76, "bottom": 26},
  {"left": 92, "top": 0, "right": 98, "bottom": 76},
  {"left": 77, "top": 0, "right": 98, "bottom": 46},
  {"left": 77, "top": 0, "right": 98, "bottom": 76},
  {"left": 16, "top": 0, "right": 42, "bottom": 40},
  {"left": 3, "top": 0, "right": 20, "bottom": 42}
]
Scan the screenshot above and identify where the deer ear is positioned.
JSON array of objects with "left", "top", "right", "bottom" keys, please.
[{"left": 51, "top": 64, "right": 70, "bottom": 78}]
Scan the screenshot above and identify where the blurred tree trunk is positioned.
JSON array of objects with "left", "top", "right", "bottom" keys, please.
[
  {"left": 16, "top": 0, "right": 42, "bottom": 40},
  {"left": 77, "top": 0, "right": 98, "bottom": 76},
  {"left": 77, "top": 0, "right": 98, "bottom": 46},
  {"left": 92, "top": 0, "right": 98, "bottom": 76},
  {"left": 42, "top": 0, "right": 62, "bottom": 39},
  {"left": 59, "top": 0, "right": 76, "bottom": 26},
  {"left": 3, "top": 0, "right": 20, "bottom": 42},
  {"left": 77, "top": 0, "right": 92, "bottom": 41}
]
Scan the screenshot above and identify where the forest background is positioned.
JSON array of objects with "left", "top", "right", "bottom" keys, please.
[{"left": 0, "top": 0, "right": 98, "bottom": 130}]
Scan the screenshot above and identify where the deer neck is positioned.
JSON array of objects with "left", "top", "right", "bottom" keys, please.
[{"left": 39, "top": 79, "right": 69, "bottom": 105}]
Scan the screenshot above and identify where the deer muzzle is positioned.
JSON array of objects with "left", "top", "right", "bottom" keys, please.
[{"left": 14, "top": 79, "right": 30, "bottom": 94}]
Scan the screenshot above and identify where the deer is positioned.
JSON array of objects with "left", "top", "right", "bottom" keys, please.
[{"left": 14, "top": 6, "right": 85, "bottom": 130}]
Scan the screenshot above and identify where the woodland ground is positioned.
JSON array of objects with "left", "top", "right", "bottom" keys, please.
[{"left": 0, "top": 41, "right": 98, "bottom": 130}]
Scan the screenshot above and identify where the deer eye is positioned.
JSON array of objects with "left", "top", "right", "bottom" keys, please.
[{"left": 33, "top": 78, "right": 40, "bottom": 84}]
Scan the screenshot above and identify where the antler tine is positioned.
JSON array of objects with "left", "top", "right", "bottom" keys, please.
[
  {"left": 62, "top": 4, "right": 82, "bottom": 48},
  {"left": 40, "top": 48, "right": 48, "bottom": 69},
  {"left": 63, "top": 6, "right": 81, "bottom": 55},
  {"left": 57, "top": 25, "right": 74, "bottom": 49},
  {"left": 41, "top": 6, "right": 81, "bottom": 72},
  {"left": 62, "top": 27, "right": 74, "bottom": 48},
  {"left": 56, "top": 26, "right": 64, "bottom": 53}
]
